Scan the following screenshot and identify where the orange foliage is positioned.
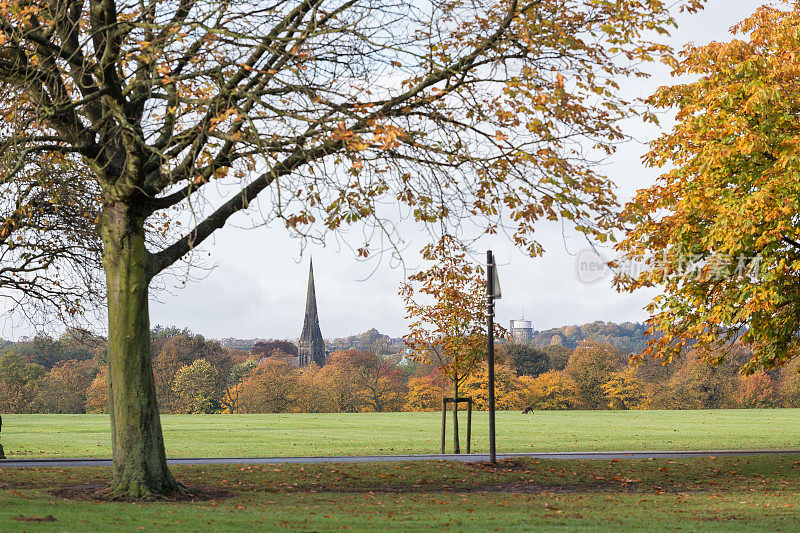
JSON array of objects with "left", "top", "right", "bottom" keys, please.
[
  {"left": 402, "top": 236, "right": 498, "bottom": 402},
  {"left": 462, "top": 363, "right": 523, "bottom": 410},
  {"left": 237, "top": 360, "right": 302, "bottom": 414},
  {"left": 317, "top": 352, "right": 362, "bottom": 413},
  {"left": 736, "top": 372, "right": 778, "bottom": 409},
  {"left": 521, "top": 371, "right": 582, "bottom": 410},
  {"left": 617, "top": 3, "right": 800, "bottom": 373},
  {"left": 295, "top": 363, "right": 336, "bottom": 413},
  {"left": 319, "top": 350, "right": 407, "bottom": 412},
  {"left": 601, "top": 368, "right": 647, "bottom": 410},
  {"left": 32, "top": 359, "right": 95, "bottom": 413},
  {"left": 86, "top": 366, "right": 109, "bottom": 414},
  {"left": 405, "top": 373, "right": 448, "bottom": 412}
]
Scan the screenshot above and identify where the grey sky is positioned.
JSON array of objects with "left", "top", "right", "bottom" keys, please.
[
  {"left": 153, "top": 0, "right": 765, "bottom": 341},
  {"left": 1, "top": 1, "right": 765, "bottom": 341}
]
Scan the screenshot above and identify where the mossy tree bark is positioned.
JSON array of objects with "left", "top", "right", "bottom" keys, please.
[{"left": 101, "top": 202, "right": 177, "bottom": 498}]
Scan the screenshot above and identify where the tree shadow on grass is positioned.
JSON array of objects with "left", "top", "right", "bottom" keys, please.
[{"left": 50, "top": 484, "right": 233, "bottom": 503}]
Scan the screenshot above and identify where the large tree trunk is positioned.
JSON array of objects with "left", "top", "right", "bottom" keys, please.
[{"left": 101, "top": 203, "right": 178, "bottom": 498}]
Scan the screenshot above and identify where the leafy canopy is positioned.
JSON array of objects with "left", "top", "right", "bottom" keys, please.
[
  {"left": 401, "top": 235, "right": 495, "bottom": 392},
  {"left": 617, "top": 2, "right": 800, "bottom": 372},
  {"left": 0, "top": 0, "right": 701, "bottom": 306}
]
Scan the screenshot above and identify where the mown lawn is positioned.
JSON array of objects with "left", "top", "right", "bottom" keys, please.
[
  {"left": 2, "top": 409, "right": 800, "bottom": 459},
  {"left": 2, "top": 455, "right": 800, "bottom": 531}
]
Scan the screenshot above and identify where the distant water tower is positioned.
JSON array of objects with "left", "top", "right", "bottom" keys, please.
[{"left": 509, "top": 319, "right": 534, "bottom": 343}]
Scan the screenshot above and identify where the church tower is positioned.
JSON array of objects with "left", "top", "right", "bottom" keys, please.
[{"left": 298, "top": 260, "right": 326, "bottom": 366}]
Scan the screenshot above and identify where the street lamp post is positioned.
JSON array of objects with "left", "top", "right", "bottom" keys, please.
[{"left": 486, "top": 250, "right": 500, "bottom": 464}]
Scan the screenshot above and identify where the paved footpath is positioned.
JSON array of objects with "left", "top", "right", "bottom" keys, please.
[{"left": 0, "top": 449, "right": 798, "bottom": 468}]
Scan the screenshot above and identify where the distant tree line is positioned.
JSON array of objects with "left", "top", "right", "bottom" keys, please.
[
  {"left": 508, "top": 341, "right": 791, "bottom": 411},
  {"left": 0, "top": 325, "right": 795, "bottom": 414},
  {"left": 531, "top": 321, "right": 654, "bottom": 354},
  {"left": 327, "top": 328, "right": 405, "bottom": 354},
  {"left": 210, "top": 328, "right": 406, "bottom": 355}
]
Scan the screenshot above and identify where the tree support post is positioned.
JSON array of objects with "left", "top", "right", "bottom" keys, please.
[
  {"left": 466, "top": 399, "right": 472, "bottom": 454},
  {"left": 440, "top": 397, "right": 473, "bottom": 454},
  {"left": 441, "top": 398, "right": 447, "bottom": 454}
]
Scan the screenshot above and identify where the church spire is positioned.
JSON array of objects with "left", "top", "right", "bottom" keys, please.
[
  {"left": 299, "top": 258, "right": 326, "bottom": 366},
  {"left": 305, "top": 258, "right": 318, "bottom": 320}
]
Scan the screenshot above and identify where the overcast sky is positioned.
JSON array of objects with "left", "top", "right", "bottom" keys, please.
[
  {"left": 141, "top": 0, "right": 766, "bottom": 341},
  {"left": 0, "top": 1, "right": 765, "bottom": 342}
]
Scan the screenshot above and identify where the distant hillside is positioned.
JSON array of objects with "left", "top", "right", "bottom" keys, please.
[
  {"left": 328, "top": 328, "right": 405, "bottom": 354},
  {"left": 216, "top": 338, "right": 268, "bottom": 351},
  {"left": 531, "top": 321, "right": 655, "bottom": 354},
  {"left": 215, "top": 329, "right": 405, "bottom": 354},
  {"left": 213, "top": 322, "right": 653, "bottom": 355}
]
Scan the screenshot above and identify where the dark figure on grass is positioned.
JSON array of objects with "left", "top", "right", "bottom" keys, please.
[{"left": 0, "top": 414, "right": 4, "bottom": 459}]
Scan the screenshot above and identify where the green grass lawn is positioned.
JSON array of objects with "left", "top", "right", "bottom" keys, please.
[
  {"left": 3, "top": 455, "right": 800, "bottom": 531},
  {"left": 3, "top": 409, "right": 800, "bottom": 459}
]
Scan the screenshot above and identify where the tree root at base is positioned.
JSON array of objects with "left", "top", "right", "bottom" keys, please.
[{"left": 103, "top": 474, "right": 187, "bottom": 501}]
